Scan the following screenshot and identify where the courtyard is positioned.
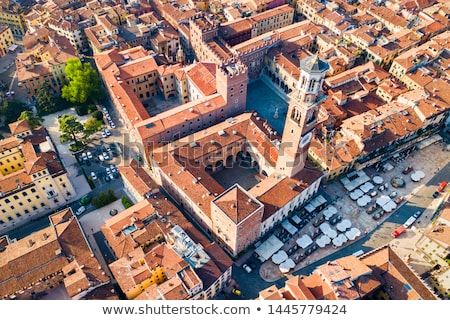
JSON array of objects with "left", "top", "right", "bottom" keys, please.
[{"left": 246, "top": 79, "right": 288, "bottom": 135}]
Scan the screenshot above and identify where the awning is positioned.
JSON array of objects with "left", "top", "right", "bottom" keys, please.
[
  {"left": 296, "top": 234, "right": 313, "bottom": 249},
  {"left": 282, "top": 219, "right": 298, "bottom": 235},
  {"left": 279, "top": 259, "right": 295, "bottom": 273}
]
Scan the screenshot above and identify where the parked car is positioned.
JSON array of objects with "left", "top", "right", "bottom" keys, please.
[
  {"left": 102, "top": 152, "right": 110, "bottom": 160},
  {"left": 78, "top": 196, "right": 91, "bottom": 206},
  {"left": 413, "top": 210, "right": 422, "bottom": 219},
  {"left": 87, "top": 151, "right": 93, "bottom": 159},
  {"left": 104, "top": 128, "right": 111, "bottom": 136},
  {"left": 76, "top": 206, "right": 86, "bottom": 216},
  {"left": 110, "top": 164, "right": 116, "bottom": 173},
  {"left": 370, "top": 190, "right": 378, "bottom": 197},
  {"left": 90, "top": 172, "right": 97, "bottom": 180},
  {"left": 101, "top": 130, "right": 107, "bottom": 138},
  {"left": 231, "top": 288, "right": 242, "bottom": 296},
  {"left": 389, "top": 191, "right": 397, "bottom": 199},
  {"left": 242, "top": 264, "right": 252, "bottom": 273},
  {"left": 98, "top": 154, "right": 104, "bottom": 162},
  {"left": 106, "top": 168, "right": 111, "bottom": 175},
  {"left": 81, "top": 152, "right": 87, "bottom": 161}
]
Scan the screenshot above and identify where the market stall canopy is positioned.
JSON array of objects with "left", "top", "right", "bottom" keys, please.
[
  {"left": 320, "top": 222, "right": 338, "bottom": 238},
  {"left": 350, "top": 189, "right": 364, "bottom": 200},
  {"left": 345, "top": 228, "right": 361, "bottom": 240},
  {"left": 383, "top": 200, "right": 397, "bottom": 212},
  {"left": 332, "top": 233, "right": 348, "bottom": 247},
  {"left": 336, "top": 219, "right": 352, "bottom": 232},
  {"left": 360, "top": 182, "right": 374, "bottom": 193},
  {"left": 376, "top": 195, "right": 391, "bottom": 206},
  {"left": 272, "top": 250, "right": 288, "bottom": 264},
  {"left": 373, "top": 176, "right": 383, "bottom": 184},
  {"left": 296, "top": 234, "right": 313, "bottom": 249},
  {"left": 357, "top": 195, "right": 371, "bottom": 207},
  {"left": 411, "top": 171, "right": 425, "bottom": 182},
  {"left": 322, "top": 206, "right": 337, "bottom": 220},
  {"left": 279, "top": 259, "right": 295, "bottom": 273},
  {"left": 282, "top": 219, "right": 298, "bottom": 235},
  {"left": 341, "top": 171, "right": 371, "bottom": 191},
  {"left": 254, "top": 235, "right": 284, "bottom": 262}
]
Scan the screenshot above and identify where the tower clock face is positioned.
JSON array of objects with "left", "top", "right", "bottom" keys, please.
[{"left": 299, "top": 131, "right": 312, "bottom": 148}]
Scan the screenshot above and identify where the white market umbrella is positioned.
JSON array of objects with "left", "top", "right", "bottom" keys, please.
[
  {"left": 319, "top": 222, "right": 331, "bottom": 234},
  {"left": 325, "top": 228, "right": 338, "bottom": 239},
  {"left": 350, "top": 189, "right": 364, "bottom": 200},
  {"left": 416, "top": 171, "right": 425, "bottom": 178},
  {"left": 373, "top": 176, "right": 383, "bottom": 184},
  {"left": 336, "top": 219, "right": 352, "bottom": 232},
  {"left": 279, "top": 259, "right": 296, "bottom": 273},
  {"left": 296, "top": 234, "right": 313, "bottom": 249},
  {"left": 376, "top": 195, "right": 391, "bottom": 206},
  {"left": 345, "top": 228, "right": 361, "bottom": 240},
  {"left": 271, "top": 250, "right": 288, "bottom": 264},
  {"left": 316, "top": 234, "right": 331, "bottom": 248},
  {"left": 323, "top": 206, "right": 337, "bottom": 220},
  {"left": 357, "top": 195, "right": 371, "bottom": 207},
  {"left": 360, "top": 182, "right": 374, "bottom": 193}
]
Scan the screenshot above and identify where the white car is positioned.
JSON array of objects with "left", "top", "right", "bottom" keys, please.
[
  {"left": 87, "top": 151, "right": 93, "bottom": 159},
  {"left": 106, "top": 168, "right": 111, "bottom": 175},
  {"left": 101, "top": 130, "right": 107, "bottom": 138},
  {"left": 81, "top": 152, "right": 87, "bottom": 161},
  {"left": 102, "top": 152, "right": 110, "bottom": 160},
  {"left": 90, "top": 172, "right": 97, "bottom": 180},
  {"left": 110, "top": 122, "right": 116, "bottom": 129},
  {"left": 110, "top": 164, "right": 116, "bottom": 173},
  {"left": 98, "top": 154, "right": 104, "bottom": 162},
  {"left": 6, "top": 91, "right": 14, "bottom": 96},
  {"left": 76, "top": 206, "right": 86, "bottom": 216},
  {"left": 242, "top": 264, "right": 252, "bottom": 273},
  {"left": 104, "top": 128, "right": 111, "bottom": 136},
  {"left": 105, "top": 145, "right": 111, "bottom": 152}
]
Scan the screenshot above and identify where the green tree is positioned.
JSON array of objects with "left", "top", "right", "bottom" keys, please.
[
  {"left": 17, "top": 110, "right": 44, "bottom": 129},
  {"left": 0, "top": 99, "right": 28, "bottom": 126},
  {"left": 84, "top": 117, "right": 103, "bottom": 134},
  {"left": 91, "top": 110, "right": 103, "bottom": 121},
  {"left": 58, "top": 114, "right": 84, "bottom": 144},
  {"left": 35, "top": 83, "right": 61, "bottom": 115},
  {"left": 61, "top": 58, "right": 104, "bottom": 104}
]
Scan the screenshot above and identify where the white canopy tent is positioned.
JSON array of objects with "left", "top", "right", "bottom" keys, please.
[
  {"left": 376, "top": 195, "right": 391, "bottom": 206},
  {"left": 322, "top": 206, "right": 337, "bottom": 220},
  {"left": 373, "top": 176, "right": 383, "bottom": 184},
  {"left": 254, "top": 235, "right": 284, "bottom": 262},
  {"left": 345, "top": 228, "right": 361, "bottom": 240},
  {"left": 296, "top": 234, "right": 313, "bottom": 249},
  {"left": 320, "top": 222, "right": 338, "bottom": 239},
  {"left": 316, "top": 234, "right": 331, "bottom": 248},
  {"left": 336, "top": 219, "right": 352, "bottom": 232},
  {"left": 357, "top": 195, "right": 371, "bottom": 207},
  {"left": 279, "top": 259, "right": 296, "bottom": 273},
  {"left": 360, "top": 182, "right": 374, "bottom": 193},
  {"left": 383, "top": 200, "right": 397, "bottom": 212},
  {"left": 341, "top": 171, "right": 371, "bottom": 191},
  {"left": 332, "top": 233, "right": 348, "bottom": 247},
  {"left": 350, "top": 189, "right": 364, "bottom": 200},
  {"left": 272, "top": 250, "right": 289, "bottom": 264},
  {"left": 282, "top": 219, "right": 298, "bottom": 235},
  {"left": 411, "top": 171, "right": 425, "bottom": 182}
]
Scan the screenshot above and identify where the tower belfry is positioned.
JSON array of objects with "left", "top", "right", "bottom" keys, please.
[{"left": 276, "top": 55, "right": 329, "bottom": 177}]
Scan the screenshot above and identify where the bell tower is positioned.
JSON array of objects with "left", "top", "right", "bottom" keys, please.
[{"left": 276, "top": 55, "right": 329, "bottom": 177}]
